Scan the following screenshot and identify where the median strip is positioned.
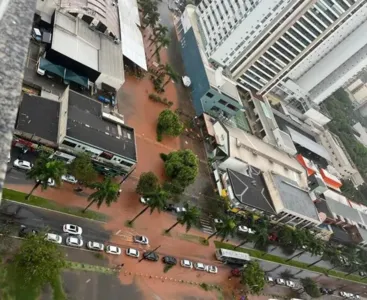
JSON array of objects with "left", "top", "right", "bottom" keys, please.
[
  {"left": 2, "top": 188, "right": 108, "bottom": 222},
  {"left": 214, "top": 241, "right": 367, "bottom": 285}
]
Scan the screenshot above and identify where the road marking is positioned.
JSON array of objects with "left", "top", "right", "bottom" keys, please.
[{"left": 86, "top": 279, "right": 91, "bottom": 283}]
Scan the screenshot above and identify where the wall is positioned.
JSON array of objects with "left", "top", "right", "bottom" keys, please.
[
  {"left": 95, "top": 73, "right": 124, "bottom": 91},
  {"left": 218, "top": 157, "right": 248, "bottom": 175},
  {"left": 57, "top": 86, "right": 69, "bottom": 144},
  {"left": 201, "top": 87, "right": 242, "bottom": 118},
  {"left": 13, "top": 131, "right": 57, "bottom": 149},
  {"left": 36, "top": 0, "right": 56, "bottom": 21},
  {"left": 179, "top": 27, "right": 210, "bottom": 116}
]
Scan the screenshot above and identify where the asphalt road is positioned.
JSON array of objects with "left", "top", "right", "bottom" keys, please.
[{"left": 0, "top": 200, "right": 110, "bottom": 243}]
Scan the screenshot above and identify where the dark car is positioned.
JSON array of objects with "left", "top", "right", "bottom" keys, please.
[
  {"left": 143, "top": 252, "right": 159, "bottom": 262},
  {"left": 162, "top": 256, "right": 177, "bottom": 265},
  {"left": 320, "top": 287, "right": 334, "bottom": 295},
  {"left": 164, "top": 204, "right": 175, "bottom": 212},
  {"left": 18, "top": 226, "right": 38, "bottom": 238}
]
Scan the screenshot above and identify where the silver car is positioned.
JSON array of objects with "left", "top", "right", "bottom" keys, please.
[
  {"left": 87, "top": 241, "right": 104, "bottom": 251},
  {"left": 66, "top": 236, "right": 83, "bottom": 248}
]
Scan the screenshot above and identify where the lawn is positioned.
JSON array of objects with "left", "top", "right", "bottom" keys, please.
[
  {"left": 2, "top": 188, "right": 108, "bottom": 222},
  {"left": 214, "top": 241, "right": 367, "bottom": 284}
]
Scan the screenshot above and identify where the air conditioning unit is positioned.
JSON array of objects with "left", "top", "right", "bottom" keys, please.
[{"left": 114, "top": 38, "right": 120, "bottom": 44}]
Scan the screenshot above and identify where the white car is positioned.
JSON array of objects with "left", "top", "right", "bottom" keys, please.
[
  {"left": 61, "top": 174, "right": 78, "bottom": 184},
  {"left": 276, "top": 278, "right": 285, "bottom": 285},
  {"left": 205, "top": 265, "right": 218, "bottom": 274},
  {"left": 176, "top": 207, "right": 187, "bottom": 213},
  {"left": 37, "top": 178, "right": 55, "bottom": 187},
  {"left": 87, "top": 241, "right": 104, "bottom": 251},
  {"left": 238, "top": 225, "right": 249, "bottom": 233},
  {"left": 194, "top": 262, "right": 206, "bottom": 271},
  {"left": 180, "top": 259, "right": 193, "bottom": 268},
  {"left": 134, "top": 235, "right": 149, "bottom": 245},
  {"left": 63, "top": 224, "right": 82, "bottom": 235},
  {"left": 286, "top": 280, "right": 296, "bottom": 288},
  {"left": 66, "top": 236, "right": 83, "bottom": 247},
  {"left": 45, "top": 233, "right": 62, "bottom": 244},
  {"left": 266, "top": 276, "right": 274, "bottom": 283},
  {"left": 140, "top": 197, "right": 150, "bottom": 204},
  {"left": 126, "top": 248, "right": 140, "bottom": 258},
  {"left": 214, "top": 219, "right": 223, "bottom": 224},
  {"left": 105, "top": 245, "right": 121, "bottom": 255},
  {"left": 13, "top": 159, "right": 32, "bottom": 170}
]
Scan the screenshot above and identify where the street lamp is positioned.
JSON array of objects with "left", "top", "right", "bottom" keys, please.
[{"left": 138, "top": 245, "right": 161, "bottom": 263}]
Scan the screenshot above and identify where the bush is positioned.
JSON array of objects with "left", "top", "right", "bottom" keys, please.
[{"left": 148, "top": 94, "right": 173, "bottom": 107}]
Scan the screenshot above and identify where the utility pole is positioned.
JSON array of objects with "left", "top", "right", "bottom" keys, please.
[{"left": 139, "top": 245, "right": 161, "bottom": 262}]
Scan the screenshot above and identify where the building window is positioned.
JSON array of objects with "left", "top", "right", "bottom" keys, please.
[
  {"left": 206, "top": 92, "right": 214, "bottom": 98},
  {"left": 211, "top": 106, "right": 220, "bottom": 112},
  {"left": 227, "top": 103, "right": 238, "bottom": 111},
  {"left": 218, "top": 99, "right": 227, "bottom": 106},
  {"left": 62, "top": 140, "right": 77, "bottom": 148},
  {"left": 120, "top": 160, "right": 133, "bottom": 167}
]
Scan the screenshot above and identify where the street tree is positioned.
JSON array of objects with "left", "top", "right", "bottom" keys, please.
[
  {"left": 143, "top": 10, "right": 160, "bottom": 29},
  {"left": 299, "top": 277, "right": 321, "bottom": 298},
  {"left": 84, "top": 176, "right": 119, "bottom": 212},
  {"left": 150, "top": 36, "right": 170, "bottom": 61},
  {"left": 308, "top": 243, "right": 339, "bottom": 267},
  {"left": 279, "top": 269, "right": 295, "bottom": 280},
  {"left": 158, "top": 63, "right": 180, "bottom": 87},
  {"left": 241, "top": 261, "right": 265, "bottom": 295},
  {"left": 149, "top": 24, "right": 169, "bottom": 46},
  {"left": 165, "top": 202, "right": 200, "bottom": 233},
  {"left": 68, "top": 152, "right": 97, "bottom": 185},
  {"left": 136, "top": 172, "right": 160, "bottom": 196},
  {"left": 251, "top": 217, "right": 270, "bottom": 251},
  {"left": 206, "top": 216, "right": 237, "bottom": 241},
  {"left": 13, "top": 233, "right": 66, "bottom": 290},
  {"left": 26, "top": 153, "right": 67, "bottom": 199},
  {"left": 157, "top": 109, "right": 184, "bottom": 141},
  {"left": 162, "top": 149, "right": 199, "bottom": 189},
  {"left": 129, "top": 188, "right": 168, "bottom": 224}
]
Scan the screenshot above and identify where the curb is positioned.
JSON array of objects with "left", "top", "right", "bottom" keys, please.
[{"left": 3, "top": 198, "right": 107, "bottom": 224}]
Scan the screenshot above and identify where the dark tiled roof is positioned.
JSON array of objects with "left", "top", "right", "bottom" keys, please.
[
  {"left": 67, "top": 91, "right": 136, "bottom": 161},
  {"left": 16, "top": 94, "right": 60, "bottom": 142},
  {"left": 227, "top": 168, "right": 275, "bottom": 214}
]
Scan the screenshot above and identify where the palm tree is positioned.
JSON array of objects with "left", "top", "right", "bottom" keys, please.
[
  {"left": 158, "top": 63, "right": 180, "bottom": 87},
  {"left": 129, "top": 188, "right": 168, "bottom": 224},
  {"left": 139, "top": 0, "right": 158, "bottom": 20},
  {"left": 150, "top": 36, "right": 170, "bottom": 60},
  {"left": 206, "top": 216, "right": 236, "bottom": 242},
  {"left": 26, "top": 154, "right": 67, "bottom": 199},
  {"left": 149, "top": 24, "right": 169, "bottom": 45},
  {"left": 143, "top": 10, "right": 160, "bottom": 29},
  {"left": 165, "top": 203, "right": 200, "bottom": 233},
  {"left": 83, "top": 177, "right": 119, "bottom": 212},
  {"left": 308, "top": 243, "right": 339, "bottom": 268}
]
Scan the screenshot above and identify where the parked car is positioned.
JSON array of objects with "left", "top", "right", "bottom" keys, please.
[
  {"left": 87, "top": 241, "right": 104, "bottom": 251},
  {"left": 180, "top": 259, "right": 193, "bottom": 269},
  {"left": 265, "top": 276, "right": 274, "bottom": 284},
  {"left": 140, "top": 197, "right": 150, "bottom": 205},
  {"left": 143, "top": 251, "right": 159, "bottom": 261},
  {"left": 339, "top": 291, "right": 350, "bottom": 297},
  {"left": 45, "top": 233, "right": 62, "bottom": 244},
  {"left": 105, "top": 245, "right": 121, "bottom": 255},
  {"left": 66, "top": 236, "right": 83, "bottom": 247},
  {"left": 134, "top": 235, "right": 149, "bottom": 245},
  {"left": 13, "top": 159, "right": 32, "bottom": 170},
  {"left": 175, "top": 207, "right": 187, "bottom": 213},
  {"left": 63, "top": 224, "right": 82, "bottom": 235},
  {"left": 126, "top": 248, "right": 140, "bottom": 258},
  {"left": 162, "top": 256, "right": 177, "bottom": 265},
  {"left": 286, "top": 280, "right": 296, "bottom": 288},
  {"left": 18, "top": 226, "right": 38, "bottom": 238},
  {"left": 231, "top": 268, "right": 241, "bottom": 277},
  {"left": 205, "top": 265, "right": 218, "bottom": 274},
  {"left": 194, "top": 262, "right": 206, "bottom": 271},
  {"left": 213, "top": 219, "right": 223, "bottom": 225},
  {"left": 276, "top": 278, "right": 285, "bottom": 285},
  {"left": 359, "top": 271, "right": 367, "bottom": 277},
  {"left": 61, "top": 174, "right": 78, "bottom": 184},
  {"left": 164, "top": 204, "right": 175, "bottom": 212}
]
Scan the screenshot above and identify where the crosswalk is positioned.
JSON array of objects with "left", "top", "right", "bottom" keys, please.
[{"left": 199, "top": 217, "right": 215, "bottom": 235}]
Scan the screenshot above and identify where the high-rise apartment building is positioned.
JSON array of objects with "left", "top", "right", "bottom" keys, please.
[{"left": 196, "top": 0, "right": 367, "bottom": 106}]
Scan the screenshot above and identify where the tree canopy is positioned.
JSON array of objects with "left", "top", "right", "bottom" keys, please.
[
  {"left": 136, "top": 172, "right": 160, "bottom": 196},
  {"left": 162, "top": 149, "right": 199, "bottom": 189},
  {"left": 13, "top": 234, "right": 66, "bottom": 290},
  {"left": 85, "top": 176, "right": 119, "bottom": 212},
  {"left": 300, "top": 277, "right": 320, "bottom": 298},
  {"left": 157, "top": 109, "right": 184, "bottom": 141},
  {"left": 241, "top": 261, "right": 265, "bottom": 295},
  {"left": 68, "top": 152, "right": 97, "bottom": 185}
]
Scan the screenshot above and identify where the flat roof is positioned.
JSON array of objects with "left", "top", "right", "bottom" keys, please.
[
  {"left": 16, "top": 94, "right": 60, "bottom": 143},
  {"left": 118, "top": 0, "right": 147, "bottom": 70},
  {"left": 272, "top": 174, "right": 320, "bottom": 222},
  {"left": 227, "top": 168, "right": 275, "bottom": 215},
  {"left": 52, "top": 11, "right": 124, "bottom": 80},
  {"left": 204, "top": 66, "right": 241, "bottom": 103},
  {"left": 67, "top": 91, "right": 136, "bottom": 161},
  {"left": 225, "top": 125, "right": 307, "bottom": 187}
]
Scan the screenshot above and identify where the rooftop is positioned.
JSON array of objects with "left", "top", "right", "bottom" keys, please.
[
  {"left": 223, "top": 124, "right": 308, "bottom": 188},
  {"left": 272, "top": 174, "right": 320, "bottom": 222},
  {"left": 227, "top": 168, "right": 275, "bottom": 215},
  {"left": 52, "top": 11, "right": 124, "bottom": 81},
  {"left": 118, "top": 0, "right": 147, "bottom": 70},
  {"left": 16, "top": 94, "right": 60, "bottom": 143},
  {"left": 204, "top": 66, "right": 241, "bottom": 103},
  {"left": 67, "top": 91, "right": 136, "bottom": 161}
]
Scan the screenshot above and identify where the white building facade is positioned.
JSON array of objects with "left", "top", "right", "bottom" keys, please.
[{"left": 197, "top": 0, "right": 367, "bottom": 106}]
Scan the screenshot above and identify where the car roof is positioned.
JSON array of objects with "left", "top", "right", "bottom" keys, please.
[
  {"left": 109, "top": 245, "right": 118, "bottom": 250},
  {"left": 129, "top": 248, "right": 137, "bottom": 253},
  {"left": 69, "top": 236, "right": 78, "bottom": 241},
  {"left": 196, "top": 263, "right": 204, "bottom": 267},
  {"left": 48, "top": 233, "right": 58, "bottom": 238}
]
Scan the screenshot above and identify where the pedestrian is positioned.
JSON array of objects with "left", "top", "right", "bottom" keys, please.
[{"left": 120, "top": 263, "right": 124, "bottom": 267}]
